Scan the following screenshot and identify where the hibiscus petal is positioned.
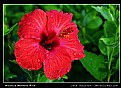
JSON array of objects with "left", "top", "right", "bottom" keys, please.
[
  {"left": 59, "top": 33, "right": 85, "bottom": 60},
  {"left": 43, "top": 46, "right": 72, "bottom": 80},
  {"left": 14, "top": 38, "right": 47, "bottom": 70},
  {"left": 46, "top": 10, "right": 73, "bottom": 35},
  {"left": 18, "top": 9, "right": 47, "bottom": 41}
]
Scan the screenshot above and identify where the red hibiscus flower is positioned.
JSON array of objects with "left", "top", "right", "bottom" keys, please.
[{"left": 14, "top": 9, "right": 85, "bottom": 80}]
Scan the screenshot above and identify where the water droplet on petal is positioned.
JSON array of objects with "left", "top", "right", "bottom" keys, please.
[
  {"left": 74, "top": 52, "right": 77, "bottom": 55},
  {"left": 74, "top": 42, "right": 77, "bottom": 44},
  {"left": 24, "top": 49, "right": 26, "bottom": 50},
  {"left": 38, "top": 60, "right": 41, "bottom": 62},
  {"left": 58, "top": 77, "right": 61, "bottom": 80},
  {"left": 31, "top": 36, "right": 35, "bottom": 38},
  {"left": 69, "top": 39, "right": 73, "bottom": 41},
  {"left": 51, "top": 15, "right": 53, "bottom": 18},
  {"left": 36, "top": 38, "right": 40, "bottom": 41},
  {"left": 60, "top": 17, "right": 62, "bottom": 19},
  {"left": 46, "top": 54, "right": 49, "bottom": 57},
  {"left": 26, "top": 22, "right": 31, "bottom": 25},
  {"left": 36, "top": 29, "right": 39, "bottom": 32},
  {"left": 67, "top": 70, "right": 70, "bottom": 72},
  {"left": 21, "top": 38, "right": 24, "bottom": 40},
  {"left": 25, "top": 56, "right": 27, "bottom": 58}
]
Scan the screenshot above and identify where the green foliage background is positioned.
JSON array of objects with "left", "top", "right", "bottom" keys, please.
[{"left": 4, "top": 4, "right": 119, "bottom": 82}]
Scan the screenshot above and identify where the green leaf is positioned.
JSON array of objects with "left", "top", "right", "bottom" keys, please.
[
  {"left": 92, "top": 30, "right": 103, "bottom": 45},
  {"left": 92, "top": 6, "right": 114, "bottom": 22},
  {"left": 4, "top": 65, "right": 17, "bottom": 81},
  {"left": 83, "top": 11, "right": 96, "bottom": 26},
  {"left": 87, "top": 17, "right": 102, "bottom": 29},
  {"left": 39, "top": 75, "right": 53, "bottom": 82},
  {"left": 98, "top": 37, "right": 118, "bottom": 55},
  {"left": 103, "top": 21, "right": 116, "bottom": 38},
  {"left": 52, "top": 79, "right": 64, "bottom": 82},
  {"left": 37, "top": 73, "right": 41, "bottom": 82},
  {"left": 4, "top": 24, "right": 8, "bottom": 35},
  {"left": 80, "top": 51, "right": 107, "bottom": 81},
  {"left": 98, "top": 36, "right": 109, "bottom": 55},
  {"left": 78, "top": 29, "right": 90, "bottom": 45},
  {"left": 20, "top": 67, "right": 31, "bottom": 74},
  {"left": 116, "top": 58, "right": 119, "bottom": 70},
  {"left": 38, "top": 75, "right": 64, "bottom": 82},
  {"left": 83, "top": 11, "right": 102, "bottom": 29},
  {"left": 62, "top": 75, "right": 68, "bottom": 79},
  {"left": 23, "top": 5, "right": 33, "bottom": 13},
  {"left": 9, "top": 60, "right": 17, "bottom": 64},
  {"left": 4, "top": 23, "right": 18, "bottom": 36},
  {"left": 19, "top": 67, "right": 33, "bottom": 82},
  {"left": 42, "top": 5, "right": 60, "bottom": 11},
  {"left": 8, "top": 41, "right": 15, "bottom": 54},
  {"left": 99, "top": 37, "right": 115, "bottom": 46}
]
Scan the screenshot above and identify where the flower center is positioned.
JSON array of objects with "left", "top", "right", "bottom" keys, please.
[
  {"left": 40, "top": 32, "right": 59, "bottom": 51},
  {"left": 59, "top": 27, "right": 74, "bottom": 38}
]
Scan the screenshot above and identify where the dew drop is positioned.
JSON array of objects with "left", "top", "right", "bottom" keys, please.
[
  {"left": 31, "top": 36, "right": 35, "bottom": 38},
  {"left": 26, "top": 22, "right": 31, "bottom": 25},
  {"left": 28, "top": 53, "right": 30, "bottom": 55},
  {"left": 58, "top": 77, "right": 61, "bottom": 80},
  {"left": 21, "top": 38, "right": 24, "bottom": 40},
  {"left": 25, "top": 56, "right": 27, "bottom": 58},
  {"left": 50, "top": 15, "right": 53, "bottom": 18},
  {"left": 46, "top": 54, "right": 49, "bottom": 57},
  {"left": 27, "top": 68, "right": 30, "bottom": 70},
  {"left": 67, "top": 69, "right": 70, "bottom": 72},
  {"left": 36, "top": 38, "right": 40, "bottom": 41},
  {"left": 74, "top": 41, "right": 77, "bottom": 44},
  {"left": 24, "top": 49, "right": 26, "bottom": 50},
  {"left": 69, "top": 38, "right": 73, "bottom": 41},
  {"left": 74, "top": 52, "right": 77, "bottom": 55},
  {"left": 60, "top": 17, "right": 62, "bottom": 19},
  {"left": 58, "top": 70, "right": 61, "bottom": 73},
  {"left": 38, "top": 60, "right": 41, "bottom": 62},
  {"left": 36, "top": 29, "right": 39, "bottom": 32}
]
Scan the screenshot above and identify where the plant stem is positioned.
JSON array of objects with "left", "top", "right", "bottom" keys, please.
[
  {"left": 107, "top": 47, "right": 114, "bottom": 82},
  {"left": 28, "top": 71, "right": 32, "bottom": 82}
]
